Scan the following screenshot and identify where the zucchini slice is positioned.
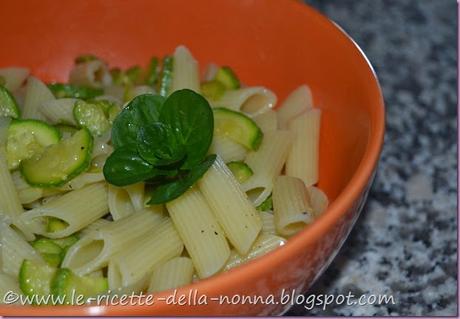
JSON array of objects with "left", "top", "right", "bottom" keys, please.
[
  {"left": 47, "top": 217, "right": 69, "bottom": 233},
  {"left": 21, "top": 128, "right": 93, "bottom": 187},
  {"left": 55, "top": 124, "right": 78, "bottom": 139},
  {"left": 125, "top": 66, "right": 143, "bottom": 85},
  {"left": 32, "top": 238, "right": 63, "bottom": 255},
  {"left": 52, "top": 234, "right": 79, "bottom": 250},
  {"left": 51, "top": 268, "right": 108, "bottom": 305},
  {"left": 158, "top": 56, "right": 174, "bottom": 97},
  {"left": 48, "top": 83, "right": 103, "bottom": 100},
  {"left": 73, "top": 100, "right": 110, "bottom": 136},
  {"left": 257, "top": 193, "right": 273, "bottom": 211},
  {"left": 0, "top": 85, "right": 20, "bottom": 118},
  {"left": 6, "top": 119, "right": 61, "bottom": 170},
  {"left": 215, "top": 66, "right": 240, "bottom": 89},
  {"left": 213, "top": 107, "right": 263, "bottom": 150},
  {"left": 201, "top": 80, "right": 226, "bottom": 100},
  {"left": 227, "top": 161, "right": 254, "bottom": 183},
  {"left": 19, "top": 260, "right": 56, "bottom": 303},
  {"left": 146, "top": 57, "right": 159, "bottom": 86},
  {"left": 31, "top": 238, "right": 64, "bottom": 267}
]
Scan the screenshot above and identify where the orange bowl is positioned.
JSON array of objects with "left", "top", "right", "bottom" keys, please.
[{"left": 0, "top": 0, "right": 384, "bottom": 316}]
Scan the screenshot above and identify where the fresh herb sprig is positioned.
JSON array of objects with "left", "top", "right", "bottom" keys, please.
[{"left": 103, "top": 89, "right": 216, "bottom": 204}]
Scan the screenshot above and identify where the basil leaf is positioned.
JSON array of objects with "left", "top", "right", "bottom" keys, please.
[
  {"left": 137, "top": 123, "right": 186, "bottom": 167},
  {"left": 103, "top": 146, "right": 156, "bottom": 186},
  {"left": 111, "top": 94, "right": 165, "bottom": 148},
  {"left": 147, "top": 154, "right": 216, "bottom": 205},
  {"left": 160, "top": 89, "right": 214, "bottom": 169}
]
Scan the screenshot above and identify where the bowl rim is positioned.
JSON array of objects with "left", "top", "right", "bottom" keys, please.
[{"left": 1, "top": 0, "right": 385, "bottom": 315}]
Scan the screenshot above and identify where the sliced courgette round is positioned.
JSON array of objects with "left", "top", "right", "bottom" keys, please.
[
  {"left": 51, "top": 268, "right": 108, "bottom": 305},
  {"left": 55, "top": 124, "right": 78, "bottom": 139},
  {"left": 48, "top": 83, "right": 103, "bottom": 100},
  {"left": 6, "top": 119, "right": 61, "bottom": 170},
  {"left": 201, "top": 80, "right": 226, "bottom": 100},
  {"left": 32, "top": 238, "right": 64, "bottom": 267},
  {"left": 215, "top": 66, "right": 240, "bottom": 89},
  {"left": 19, "top": 259, "right": 56, "bottom": 303},
  {"left": 0, "top": 85, "right": 20, "bottom": 118},
  {"left": 52, "top": 234, "right": 80, "bottom": 250},
  {"left": 21, "top": 128, "right": 93, "bottom": 187},
  {"left": 213, "top": 107, "right": 263, "bottom": 150},
  {"left": 227, "top": 161, "right": 254, "bottom": 183},
  {"left": 47, "top": 217, "right": 69, "bottom": 233},
  {"left": 158, "top": 56, "right": 174, "bottom": 97},
  {"left": 73, "top": 100, "right": 111, "bottom": 137},
  {"left": 257, "top": 193, "right": 273, "bottom": 211}
]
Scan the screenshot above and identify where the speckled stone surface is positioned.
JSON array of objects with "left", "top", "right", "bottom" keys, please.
[{"left": 286, "top": 0, "right": 458, "bottom": 316}]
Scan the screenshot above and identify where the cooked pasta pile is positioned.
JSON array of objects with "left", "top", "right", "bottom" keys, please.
[{"left": 0, "top": 45, "right": 328, "bottom": 304}]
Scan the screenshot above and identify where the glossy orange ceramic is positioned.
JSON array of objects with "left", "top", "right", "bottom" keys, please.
[{"left": 0, "top": 0, "right": 385, "bottom": 316}]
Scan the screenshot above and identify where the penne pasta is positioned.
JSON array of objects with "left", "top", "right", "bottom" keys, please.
[
  {"left": 124, "top": 183, "right": 145, "bottom": 212},
  {"left": 166, "top": 187, "right": 231, "bottom": 278},
  {"left": 199, "top": 156, "right": 261, "bottom": 255},
  {"left": 0, "top": 223, "right": 43, "bottom": 277},
  {"left": 171, "top": 45, "right": 200, "bottom": 93},
  {"left": 307, "top": 186, "right": 329, "bottom": 217},
  {"left": 212, "top": 87, "right": 277, "bottom": 117},
  {"left": 103, "top": 85, "right": 125, "bottom": 102},
  {"left": 108, "top": 185, "right": 135, "bottom": 221},
  {"left": 242, "top": 130, "right": 293, "bottom": 206},
  {"left": 13, "top": 170, "right": 62, "bottom": 205},
  {"left": 272, "top": 176, "right": 314, "bottom": 237},
  {"left": 147, "top": 257, "right": 194, "bottom": 293},
  {"left": 0, "top": 148, "right": 35, "bottom": 240},
  {"left": 40, "top": 98, "right": 78, "bottom": 125},
  {"left": 12, "top": 170, "right": 44, "bottom": 204},
  {"left": 0, "top": 116, "right": 11, "bottom": 146},
  {"left": 286, "top": 109, "right": 321, "bottom": 186},
  {"left": 22, "top": 76, "right": 55, "bottom": 121},
  {"left": 202, "top": 63, "right": 218, "bottom": 81},
  {"left": 253, "top": 109, "right": 278, "bottom": 133},
  {"left": 0, "top": 67, "right": 29, "bottom": 91},
  {"left": 259, "top": 211, "right": 276, "bottom": 235},
  {"left": 107, "top": 260, "right": 148, "bottom": 296},
  {"left": 69, "top": 60, "right": 112, "bottom": 88},
  {"left": 12, "top": 86, "right": 27, "bottom": 111},
  {"left": 0, "top": 272, "right": 22, "bottom": 304},
  {"left": 94, "top": 94, "right": 123, "bottom": 106},
  {"left": 277, "top": 85, "right": 313, "bottom": 129},
  {"left": 108, "top": 217, "right": 183, "bottom": 290},
  {"left": 209, "top": 135, "right": 247, "bottom": 163},
  {"left": 92, "top": 135, "right": 113, "bottom": 160},
  {"left": 18, "top": 187, "right": 44, "bottom": 205},
  {"left": 62, "top": 210, "right": 164, "bottom": 275},
  {"left": 80, "top": 218, "right": 112, "bottom": 236},
  {"left": 57, "top": 172, "right": 106, "bottom": 192},
  {"left": 224, "top": 233, "right": 286, "bottom": 271},
  {"left": 20, "top": 183, "right": 109, "bottom": 238}
]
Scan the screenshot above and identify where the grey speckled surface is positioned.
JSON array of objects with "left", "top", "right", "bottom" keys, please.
[{"left": 286, "top": 0, "right": 458, "bottom": 316}]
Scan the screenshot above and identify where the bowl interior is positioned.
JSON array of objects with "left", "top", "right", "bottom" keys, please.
[{"left": 0, "top": 0, "right": 384, "bottom": 315}]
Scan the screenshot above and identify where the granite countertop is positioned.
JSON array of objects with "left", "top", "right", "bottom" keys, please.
[{"left": 287, "top": 0, "right": 457, "bottom": 316}]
